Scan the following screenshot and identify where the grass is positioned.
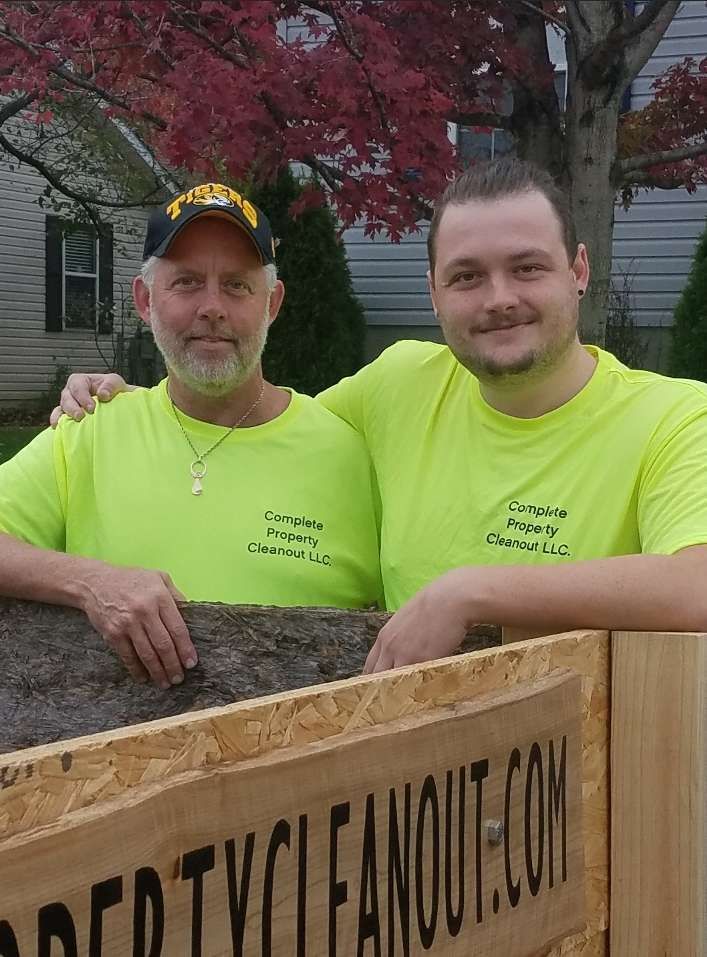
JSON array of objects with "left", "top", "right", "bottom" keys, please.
[{"left": 0, "top": 426, "right": 44, "bottom": 464}]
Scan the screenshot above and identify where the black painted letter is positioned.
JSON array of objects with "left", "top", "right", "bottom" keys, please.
[
  {"left": 525, "top": 743, "right": 545, "bottom": 897},
  {"left": 89, "top": 875, "right": 123, "bottom": 956},
  {"left": 357, "top": 793, "right": 381, "bottom": 957},
  {"left": 262, "top": 819, "right": 291, "bottom": 956},
  {"left": 415, "top": 775, "right": 440, "bottom": 950},
  {"left": 387, "top": 784, "right": 411, "bottom": 957},
  {"left": 133, "top": 867, "right": 164, "bottom": 957},
  {"left": 548, "top": 736, "right": 567, "bottom": 887},
  {"left": 0, "top": 921, "right": 19, "bottom": 957},
  {"left": 469, "top": 759, "right": 489, "bottom": 924},
  {"left": 297, "top": 815, "right": 308, "bottom": 957},
  {"left": 444, "top": 768, "right": 465, "bottom": 936},
  {"left": 504, "top": 748, "right": 521, "bottom": 908},
  {"left": 329, "top": 802, "right": 350, "bottom": 957},
  {"left": 181, "top": 844, "right": 215, "bottom": 957},
  {"left": 225, "top": 833, "right": 255, "bottom": 957},
  {"left": 37, "top": 902, "right": 78, "bottom": 957}
]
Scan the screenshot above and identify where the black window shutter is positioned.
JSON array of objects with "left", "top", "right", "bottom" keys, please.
[
  {"left": 45, "top": 215, "right": 63, "bottom": 331},
  {"left": 97, "top": 224, "right": 114, "bottom": 335}
]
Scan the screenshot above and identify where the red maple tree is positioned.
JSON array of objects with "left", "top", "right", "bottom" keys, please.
[{"left": 1, "top": 0, "right": 704, "bottom": 342}]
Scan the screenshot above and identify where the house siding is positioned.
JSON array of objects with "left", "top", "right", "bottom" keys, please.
[
  {"left": 0, "top": 150, "right": 147, "bottom": 408},
  {"left": 345, "top": 2, "right": 707, "bottom": 364},
  {"left": 612, "top": 1, "right": 707, "bottom": 337}
]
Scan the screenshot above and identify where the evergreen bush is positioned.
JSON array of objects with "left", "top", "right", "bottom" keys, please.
[
  {"left": 250, "top": 169, "right": 366, "bottom": 395},
  {"left": 669, "top": 222, "right": 707, "bottom": 381}
]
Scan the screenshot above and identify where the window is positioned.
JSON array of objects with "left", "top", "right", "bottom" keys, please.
[
  {"left": 458, "top": 126, "right": 514, "bottom": 165},
  {"left": 63, "top": 227, "right": 98, "bottom": 329},
  {"left": 45, "top": 217, "right": 113, "bottom": 333},
  {"left": 554, "top": 68, "right": 568, "bottom": 111}
]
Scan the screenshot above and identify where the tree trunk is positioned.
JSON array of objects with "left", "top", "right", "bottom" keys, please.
[
  {"left": 509, "top": 6, "right": 564, "bottom": 179},
  {"left": 564, "top": 1, "right": 626, "bottom": 347},
  {"left": 0, "top": 599, "right": 500, "bottom": 754},
  {"left": 565, "top": 87, "right": 620, "bottom": 346}
]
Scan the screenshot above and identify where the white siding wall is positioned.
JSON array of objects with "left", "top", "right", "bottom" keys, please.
[{"left": 0, "top": 155, "right": 147, "bottom": 408}]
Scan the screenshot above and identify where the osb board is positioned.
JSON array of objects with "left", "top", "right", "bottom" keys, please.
[
  {"left": 0, "top": 629, "right": 609, "bottom": 955},
  {"left": 0, "top": 672, "right": 584, "bottom": 955}
]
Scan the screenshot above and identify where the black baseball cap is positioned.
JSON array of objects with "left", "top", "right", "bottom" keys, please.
[{"left": 143, "top": 182, "right": 276, "bottom": 264}]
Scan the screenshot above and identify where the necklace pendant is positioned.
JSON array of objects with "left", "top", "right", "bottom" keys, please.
[{"left": 190, "top": 459, "right": 207, "bottom": 496}]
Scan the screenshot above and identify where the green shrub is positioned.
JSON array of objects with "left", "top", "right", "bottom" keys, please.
[
  {"left": 669, "top": 222, "right": 707, "bottom": 381},
  {"left": 251, "top": 169, "right": 366, "bottom": 395}
]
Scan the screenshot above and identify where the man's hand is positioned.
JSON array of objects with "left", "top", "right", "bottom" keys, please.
[
  {"left": 80, "top": 564, "right": 198, "bottom": 688},
  {"left": 49, "top": 372, "right": 133, "bottom": 428},
  {"left": 364, "top": 568, "right": 472, "bottom": 673}
]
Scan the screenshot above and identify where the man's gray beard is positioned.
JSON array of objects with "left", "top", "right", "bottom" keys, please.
[{"left": 149, "top": 304, "right": 269, "bottom": 396}]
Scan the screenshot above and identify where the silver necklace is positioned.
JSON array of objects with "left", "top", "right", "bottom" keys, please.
[{"left": 169, "top": 381, "right": 266, "bottom": 495}]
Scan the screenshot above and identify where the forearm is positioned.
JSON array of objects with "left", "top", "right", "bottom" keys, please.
[
  {"left": 464, "top": 551, "right": 707, "bottom": 634},
  {"left": 0, "top": 532, "right": 106, "bottom": 611}
]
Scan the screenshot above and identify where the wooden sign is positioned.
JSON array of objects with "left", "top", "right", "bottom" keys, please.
[{"left": 0, "top": 670, "right": 583, "bottom": 956}]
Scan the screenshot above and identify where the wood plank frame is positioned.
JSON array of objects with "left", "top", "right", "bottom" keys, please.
[
  {"left": 0, "top": 629, "right": 610, "bottom": 956},
  {"left": 611, "top": 631, "right": 707, "bottom": 957}
]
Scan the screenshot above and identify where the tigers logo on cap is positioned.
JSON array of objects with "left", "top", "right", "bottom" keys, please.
[{"left": 143, "top": 182, "right": 276, "bottom": 264}]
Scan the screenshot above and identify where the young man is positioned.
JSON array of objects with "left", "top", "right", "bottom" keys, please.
[
  {"left": 53, "top": 160, "right": 707, "bottom": 673},
  {"left": 0, "top": 184, "right": 381, "bottom": 688}
]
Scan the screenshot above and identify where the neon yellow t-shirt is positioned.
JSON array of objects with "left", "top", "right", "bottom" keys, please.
[
  {"left": 318, "top": 340, "right": 707, "bottom": 609},
  {"left": 0, "top": 382, "right": 382, "bottom": 608}
]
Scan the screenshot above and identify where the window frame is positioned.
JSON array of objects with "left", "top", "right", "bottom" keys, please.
[
  {"left": 45, "top": 215, "right": 113, "bottom": 334},
  {"left": 61, "top": 227, "right": 100, "bottom": 330}
]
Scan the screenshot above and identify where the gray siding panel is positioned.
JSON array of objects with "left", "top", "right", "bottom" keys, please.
[
  {"left": 344, "top": 224, "right": 433, "bottom": 326},
  {"left": 612, "top": 2, "right": 707, "bottom": 329},
  {"left": 0, "top": 142, "right": 147, "bottom": 407},
  {"left": 346, "top": 1, "right": 707, "bottom": 338}
]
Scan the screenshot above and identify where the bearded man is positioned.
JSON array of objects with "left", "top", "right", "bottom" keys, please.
[
  {"left": 52, "top": 161, "right": 707, "bottom": 674},
  {"left": 0, "top": 184, "right": 382, "bottom": 688}
]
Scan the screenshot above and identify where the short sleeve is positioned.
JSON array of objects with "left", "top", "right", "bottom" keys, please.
[
  {"left": 638, "top": 408, "right": 707, "bottom": 554},
  {"left": 316, "top": 342, "right": 416, "bottom": 437},
  {"left": 0, "top": 427, "right": 67, "bottom": 550},
  {"left": 316, "top": 365, "right": 372, "bottom": 435}
]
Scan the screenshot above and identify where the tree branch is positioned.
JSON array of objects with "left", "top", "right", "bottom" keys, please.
[
  {"left": 615, "top": 0, "right": 676, "bottom": 43},
  {"left": 47, "top": 64, "right": 168, "bottom": 131},
  {"left": 302, "top": 154, "right": 345, "bottom": 191},
  {"left": 0, "top": 23, "right": 168, "bottom": 131},
  {"left": 620, "top": 0, "right": 680, "bottom": 84},
  {"left": 121, "top": 7, "right": 176, "bottom": 73},
  {"left": 512, "top": 0, "right": 571, "bottom": 36},
  {"left": 622, "top": 170, "right": 683, "bottom": 188},
  {"left": 0, "top": 129, "right": 164, "bottom": 219},
  {"left": 324, "top": 1, "right": 394, "bottom": 137},
  {"left": 618, "top": 139, "right": 707, "bottom": 178},
  {"left": 0, "top": 91, "right": 37, "bottom": 126},
  {"left": 168, "top": 4, "right": 250, "bottom": 68}
]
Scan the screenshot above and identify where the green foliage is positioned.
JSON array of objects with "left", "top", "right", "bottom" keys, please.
[
  {"left": 250, "top": 169, "right": 366, "bottom": 395},
  {"left": 0, "top": 427, "right": 43, "bottom": 464},
  {"left": 39, "top": 362, "right": 72, "bottom": 413},
  {"left": 669, "top": 223, "right": 707, "bottom": 381}
]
